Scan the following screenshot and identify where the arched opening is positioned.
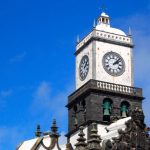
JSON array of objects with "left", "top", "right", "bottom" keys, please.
[
  {"left": 73, "top": 104, "right": 78, "bottom": 127},
  {"left": 105, "top": 18, "right": 108, "bottom": 24},
  {"left": 73, "top": 105, "right": 77, "bottom": 112},
  {"left": 81, "top": 100, "right": 86, "bottom": 108},
  {"left": 103, "top": 98, "right": 113, "bottom": 122},
  {"left": 120, "top": 101, "right": 130, "bottom": 118},
  {"left": 81, "top": 100, "right": 86, "bottom": 121},
  {"left": 102, "top": 17, "right": 105, "bottom": 23}
]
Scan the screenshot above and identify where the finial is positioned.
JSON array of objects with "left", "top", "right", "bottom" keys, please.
[
  {"left": 100, "top": 3, "right": 107, "bottom": 13},
  {"left": 51, "top": 119, "right": 58, "bottom": 134},
  {"left": 78, "top": 126, "right": 86, "bottom": 142},
  {"left": 41, "top": 119, "right": 61, "bottom": 150},
  {"left": 128, "top": 27, "right": 132, "bottom": 36},
  {"left": 87, "top": 123, "right": 101, "bottom": 150},
  {"left": 75, "top": 126, "right": 87, "bottom": 150},
  {"left": 66, "top": 143, "right": 74, "bottom": 150},
  {"left": 77, "top": 35, "right": 80, "bottom": 44},
  {"left": 35, "top": 124, "right": 42, "bottom": 137},
  {"left": 93, "top": 19, "right": 96, "bottom": 28}
]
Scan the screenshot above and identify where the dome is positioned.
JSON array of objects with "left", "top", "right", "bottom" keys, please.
[
  {"left": 96, "top": 25, "right": 126, "bottom": 36},
  {"left": 96, "top": 12, "right": 126, "bottom": 36},
  {"left": 101, "top": 12, "right": 109, "bottom": 18}
]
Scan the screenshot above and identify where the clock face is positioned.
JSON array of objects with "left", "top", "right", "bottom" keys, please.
[
  {"left": 102, "top": 52, "right": 125, "bottom": 76},
  {"left": 79, "top": 55, "right": 89, "bottom": 81}
]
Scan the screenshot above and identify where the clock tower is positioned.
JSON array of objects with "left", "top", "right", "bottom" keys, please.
[
  {"left": 66, "top": 11, "right": 143, "bottom": 147},
  {"left": 76, "top": 12, "right": 133, "bottom": 89}
]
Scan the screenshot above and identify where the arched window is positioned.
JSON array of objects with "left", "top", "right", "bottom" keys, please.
[
  {"left": 81, "top": 100, "right": 86, "bottom": 108},
  {"left": 81, "top": 100, "right": 86, "bottom": 121},
  {"left": 103, "top": 98, "right": 112, "bottom": 122},
  {"left": 73, "top": 104, "right": 77, "bottom": 113},
  {"left": 120, "top": 101, "right": 130, "bottom": 118},
  {"left": 73, "top": 104, "right": 78, "bottom": 127},
  {"left": 102, "top": 18, "right": 105, "bottom": 23},
  {"left": 106, "top": 18, "right": 108, "bottom": 24}
]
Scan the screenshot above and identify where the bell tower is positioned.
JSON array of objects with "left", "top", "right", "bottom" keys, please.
[
  {"left": 75, "top": 12, "right": 134, "bottom": 90},
  {"left": 66, "top": 11, "right": 144, "bottom": 146}
]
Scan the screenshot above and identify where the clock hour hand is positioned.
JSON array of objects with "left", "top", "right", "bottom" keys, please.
[
  {"left": 84, "top": 61, "right": 88, "bottom": 69},
  {"left": 113, "top": 58, "right": 121, "bottom": 65}
]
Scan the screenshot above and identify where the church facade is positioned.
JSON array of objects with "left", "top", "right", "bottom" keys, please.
[{"left": 17, "top": 10, "right": 150, "bottom": 150}]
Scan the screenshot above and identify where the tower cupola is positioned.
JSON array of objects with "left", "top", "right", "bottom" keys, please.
[
  {"left": 98, "top": 12, "right": 110, "bottom": 27},
  {"left": 95, "top": 11, "right": 126, "bottom": 36}
]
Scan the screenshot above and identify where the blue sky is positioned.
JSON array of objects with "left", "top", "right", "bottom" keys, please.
[{"left": 0, "top": 0, "right": 150, "bottom": 149}]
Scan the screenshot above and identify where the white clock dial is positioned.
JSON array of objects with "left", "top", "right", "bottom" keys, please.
[
  {"left": 102, "top": 52, "right": 125, "bottom": 76},
  {"left": 79, "top": 55, "right": 89, "bottom": 81}
]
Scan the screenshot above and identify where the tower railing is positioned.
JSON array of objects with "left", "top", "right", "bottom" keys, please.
[
  {"left": 96, "top": 80, "right": 142, "bottom": 97},
  {"left": 68, "top": 79, "right": 143, "bottom": 105}
]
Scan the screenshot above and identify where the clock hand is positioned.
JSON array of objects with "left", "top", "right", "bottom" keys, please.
[
  {"left": 84, "top": 61, "right": 88, "bottom": 69},
  {"left": 113, "top": 58, "right": 121, "bottom": 65}
]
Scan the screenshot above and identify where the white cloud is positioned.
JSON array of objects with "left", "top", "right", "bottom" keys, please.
[
  {"left": 9, "top": 51, "right": 26, "bottom": 64},
  {"left": 32, "top": 81, "right": 51, "bottom": 108},
  {"left": 30, "top": 81, "right": 74, "bottom": 122},
  {"left": 28, "top": 81, "right": 74, "bottom": 145}
]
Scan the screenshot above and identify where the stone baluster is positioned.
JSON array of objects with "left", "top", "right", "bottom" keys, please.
[
  {"left": 87, "top": 123, "right": 101, "bottom": 150},
  {"left": 75, "top": 126, "right": 87, "bottom": 150}
]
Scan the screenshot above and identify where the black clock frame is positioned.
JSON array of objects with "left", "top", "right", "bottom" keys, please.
[
  {"left": 102, "top": 51, "right": 125, "bottom": 76},
  {"left": 79, "top": 55, "right": 89, "bottom": 81}
]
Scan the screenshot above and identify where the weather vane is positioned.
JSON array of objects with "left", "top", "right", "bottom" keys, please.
[{"left": 100, "top": 3, "right": 107, "bottom": 12}]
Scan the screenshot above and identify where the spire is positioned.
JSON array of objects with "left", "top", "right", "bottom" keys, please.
[
  {"left": 75, "top": 126, "right": 87, "bottom": 150},
  {"left": 35, "top": 124, "right": 42, "bottom": 137},
  {"left": 51, "top": 119, "right": 58, "bottom": 135},
  {"left": 87, "top": 123, "right": 101, "bottom": 150},
  {"left": 76, "top": 35, "right": 80, "bottom": 44},
  {"left": 65, "top": 143, "right": 74, "bottom": 150},
  {"left": 93, "top": 19, "right": 96, "bottom": 28},
  {"left": 128, "top": 27, "right": 133, "bottom": 44},
  {"left": 128, "top": 26, "right": 132, "bottom": 36},
  {"left": 41, "top": 119, "right": 61, "bottom": 150}
]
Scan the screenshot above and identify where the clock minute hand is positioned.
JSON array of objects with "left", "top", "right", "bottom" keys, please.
[{"left": 113, "top": 58, "right": 120, "bottom": 65}]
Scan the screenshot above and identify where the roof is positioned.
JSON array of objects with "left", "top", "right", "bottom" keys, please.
[
  {"left": 101, "top": 12, "right": 109, "bottom": 18},
  {"left": 96, "top": 24, "right": 126, "bottom": 36},
  {"left": 100, "top": 117, "right": 131, "bottom": 141},
  {"left": 17, "top": 138, "right": 42, "bottom": 150},
  {"left": 96, "top": 12, "right": 126, "bottom": 36}
]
